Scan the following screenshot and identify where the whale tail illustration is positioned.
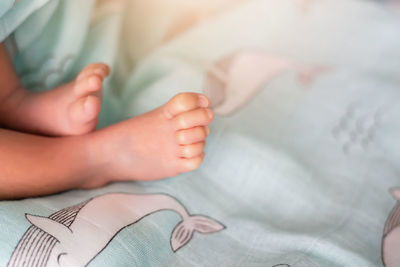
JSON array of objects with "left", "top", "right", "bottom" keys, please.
[
  {"left": 297, "top": 65, "right": 329, "bottom": 85},
  {"left": 170, "top": 215, "right": 225, "bottom": 252}
]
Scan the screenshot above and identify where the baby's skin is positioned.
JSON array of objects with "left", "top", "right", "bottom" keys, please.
[
  {"left": 0, "top": 62, "right": 109, "bottom": 136},
  {"left": 85, "top": 92, "right": 213, "bottom": 188},
  {"left": 0, "top": 44, "right": 214, "bottom": 199}
]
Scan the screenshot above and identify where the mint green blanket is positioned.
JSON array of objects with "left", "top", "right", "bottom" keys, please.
[{"left": 1, "top": 0, "right": 400, "bottom": 266}]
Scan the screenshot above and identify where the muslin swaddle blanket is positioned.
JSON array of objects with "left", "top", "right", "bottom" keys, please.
[{"left": 1, "top": 0, "right": 400, "bottom": 266}]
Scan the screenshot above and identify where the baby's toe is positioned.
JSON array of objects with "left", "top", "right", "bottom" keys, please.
[
  {"left": 173, "top": 108, "right": 214, "bottom": 130},
  {"left": 176, "top": 126, "right": 209, "bottom": 145},
  {"left": 76, "top": 63, "right": 110, "bottom": 82},
  {"left": 68, "top": 95, "right": 100, "bottom": 134},
  {"left": 179, "top": 142, "right": 206, "bottom": 158},
  {"left": 164, "top": 93, "right": 210, "bottom": 119},
  {"left": 74, "top": 74, "right": 103, "bottom": 97},
  {"left": 178, "top": 153, "right": 205, "bottom": 173}
]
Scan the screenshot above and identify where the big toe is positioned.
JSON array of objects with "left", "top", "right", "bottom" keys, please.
[
  {"left": 74, "top": 63, "right": 110, "bottom": 97},
  {"left": 74, "top": 74, "right": 104, "bottom": 97},
  {"left": 172, "top": 108, "right": 214, "bottom": 130},
  {"left": 163, "top": 93, "right": 210, "bottom": 119},
  {"left": 76, "top": 63, "right": 110, "bottom": 83}
]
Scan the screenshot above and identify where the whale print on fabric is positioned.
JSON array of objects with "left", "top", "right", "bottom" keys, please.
[
  {"left": 204, "top": 51, "right": 327, "bottom": 116},
  {"left": 382, "top": 188, "right": 400, "bottom": 267},
  {"left": 8, "top": 193, "right": 225, "bottom": 267},
  {"left": 380, "top": 0, "right": 400, "bottom": 14},
  {"left": 295, "top": 0, "right": 315, "bottom": 12}
]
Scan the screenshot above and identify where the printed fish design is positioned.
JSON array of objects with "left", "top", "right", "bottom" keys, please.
[
  {"left": 204, "top": 51, "right": 327, "bottom": 116},
  {"left": 8, "top": 193, "right": 225, "bottom": 267},
  {"left": 382, "top": 188, "right": 400, "bottom": 267}
]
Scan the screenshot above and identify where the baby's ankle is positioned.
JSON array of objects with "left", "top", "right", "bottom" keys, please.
[
  {"left": 0, "top": 87, "right": 30, "bottom": 123},
  {"left": 78, "top": 132, "right": 114, "bottom": 189}
]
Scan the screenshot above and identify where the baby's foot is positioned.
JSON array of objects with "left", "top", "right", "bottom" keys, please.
[
  {"left": 85, "top": 93, "right": 214, "bottom": 187},
  {"left": 2, "top": 63, "right": 109, "bottom": 136}
]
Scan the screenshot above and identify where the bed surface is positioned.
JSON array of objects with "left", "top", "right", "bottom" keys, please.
[{"left": 1, "top": 0, "right": 400, "bottom": 266}]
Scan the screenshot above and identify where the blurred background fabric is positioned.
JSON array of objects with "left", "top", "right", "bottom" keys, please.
[{"left": 1, "top": 0, "right": 400, "bottom": 266}]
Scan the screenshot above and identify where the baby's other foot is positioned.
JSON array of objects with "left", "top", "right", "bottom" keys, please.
[
  {"left": 3, "top": 63, "right": 109, "bottom": 136},
  {"left": 86, "top": 93, "right": 214, "bottom": 187},
  {"left": 65, "top": 63, "right": 110, "bottom": 135}
]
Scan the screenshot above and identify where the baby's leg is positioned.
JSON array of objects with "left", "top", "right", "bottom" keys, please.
[
  {"left": 0, "top": 128, "right": 96, "bottom": 199},
  {"left": 0, "top": 44, "right": 108, "bottom": 136},
  {"left": 0, "top": 92, "right": 213, "bottom": 199}
]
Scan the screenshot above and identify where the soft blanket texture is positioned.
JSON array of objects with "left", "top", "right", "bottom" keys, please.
[{"left": 1, "top": 0, "right": 400, "bottom": 266}]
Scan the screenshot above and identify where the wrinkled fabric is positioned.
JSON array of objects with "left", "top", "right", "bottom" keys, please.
[{"left": 1, "top": 0, "right": 400, "bottom": 266}]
